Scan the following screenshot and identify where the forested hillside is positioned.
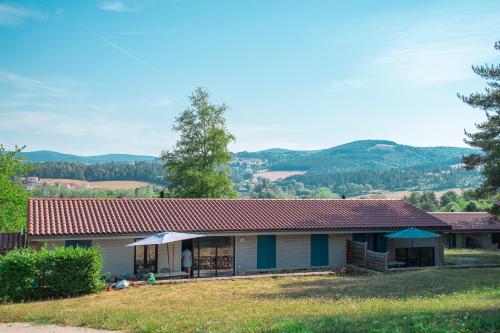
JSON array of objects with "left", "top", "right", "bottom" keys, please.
[{"left": 26, "top": 140, "right": 482, "bottom": 197}]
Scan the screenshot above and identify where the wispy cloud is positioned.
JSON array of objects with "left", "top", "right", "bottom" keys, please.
[
  {"left": 370, "top": 10, "right": 500, "bottom": 85},
  {"left": 151, "top": 98, "right": 172, "bottom": 108},
  {"left": 0, "top": 69, "right": 63, "bottom": 95},
  {"left": 0, "top": 3, "right": 45, "bottom": 26},
  {"left": 95, "top": 33, "right": 149, "bottom": 66},
  {"left": 117, "top": 29, "right": 180, "bottom": 36},
  {"left": 98, "top": 0, "right": 163, "bottom": 12}
]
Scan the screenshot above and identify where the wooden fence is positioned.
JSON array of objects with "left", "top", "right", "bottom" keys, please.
[{"left": 346, "top": 239, "right": 388, "bottom": 271}]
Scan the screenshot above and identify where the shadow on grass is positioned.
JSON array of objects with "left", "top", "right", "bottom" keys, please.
[
  {"left": 261, "top": 308, "right": 500, "bottom": 333},
  {"left": 253, "top": 267, "right": 500, "bottom": 301}
]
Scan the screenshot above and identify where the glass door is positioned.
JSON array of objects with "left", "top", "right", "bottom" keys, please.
[{"left": 193, "top": 236, "right": 234, "bottom": 278}]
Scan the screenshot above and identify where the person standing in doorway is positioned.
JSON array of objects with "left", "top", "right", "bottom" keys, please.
[{"left": 181, "top": 247, "right": 192, "bottom": 277}]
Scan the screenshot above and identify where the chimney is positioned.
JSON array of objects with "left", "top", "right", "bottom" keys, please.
[
  {"left": 160, "top": 189, "right": 165, "bottom": 198},
  {"left": 341, "top": 194, "right": 346, "bottom": 199}
]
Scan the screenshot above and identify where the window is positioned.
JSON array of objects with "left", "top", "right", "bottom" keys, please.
[
  {"left": 134, "top": 240, "right": 158, "bottom": 274},
  {"left": 65, "top": 240, "right": 92, "bottom": 248}
]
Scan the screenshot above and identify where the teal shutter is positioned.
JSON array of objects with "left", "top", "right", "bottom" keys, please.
[
  {"left": 65, "top": 240, "right": 92, "bottom": 248},
  {"left": 257, "top": 235, "right": 276, "bottom": 269},
  {"left": 311, "top": 234, "right": 329, "bottom": 266},
  {"left": 352, "top": 233, "right": 365, "bottom": 243},
  {"left": 376, "top": 233, "right": 387, "bottom": 252}
]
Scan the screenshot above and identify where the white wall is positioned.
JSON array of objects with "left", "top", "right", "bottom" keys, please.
[{"left": 157, "top": 241, "right": 182, "bottom": 272}]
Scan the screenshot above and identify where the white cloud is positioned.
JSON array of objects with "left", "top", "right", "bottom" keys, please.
[
  {"left": 151, "top": 98, "right": 172, "bottom": 108},
  {"left": 370, "top": 11, "right": 500, "bottom": 85},
  {"left": 0, "top": 111, "right": 171, "bottom": 155},
  {"left": 327, "top": 79, "right": 364, "bottom": 93},
  {"left": 0, "top": 69, "right": 63, "bottom": 95},
  {"left": 0, "top": 3, "right": 45, "bottom": 26}
]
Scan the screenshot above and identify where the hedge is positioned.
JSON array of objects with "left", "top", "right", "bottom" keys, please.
[{"left": 0, "top": 246, "right": 105, "bottom": 302}]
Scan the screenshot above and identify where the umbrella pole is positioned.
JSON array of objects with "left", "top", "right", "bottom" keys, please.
[{"left": 167, "top": 243, "right": 170, "bottom": 272}]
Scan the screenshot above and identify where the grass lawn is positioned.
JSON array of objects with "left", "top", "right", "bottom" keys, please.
[
  {"left": 0, "top": 268, "right": 499, "bottom": 333},
  {"left": 445, "top": 248, "right": 500, "bottom": 266}
]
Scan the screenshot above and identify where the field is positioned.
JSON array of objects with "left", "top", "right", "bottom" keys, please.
[
  {"left": 354, "top": 188, "right": 466, "bottom": 200},
  {"left": 0, "top": 267, "right": 499, "bottom": 332},
  {"left": 40, "top": 179, "right": 151, "bottom": 190},
  {"left": 253, "top": 171, "right": 306, "bottom": 181}
]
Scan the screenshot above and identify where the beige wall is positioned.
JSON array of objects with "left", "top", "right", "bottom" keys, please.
[
  {"left": 30, "top": 238, "right": 182, "bottom": 275},
  {"left": 235, "top": 233, "right": 351, "bottom": 275}
]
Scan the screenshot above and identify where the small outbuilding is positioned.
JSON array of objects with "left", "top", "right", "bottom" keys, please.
[{"left": 429, "top": 212, "right": 500, "bottom": 249}]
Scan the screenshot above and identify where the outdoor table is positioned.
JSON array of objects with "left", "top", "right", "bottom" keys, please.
[{"left": 388, "top": 261, "right": 406, "bottom": 268}]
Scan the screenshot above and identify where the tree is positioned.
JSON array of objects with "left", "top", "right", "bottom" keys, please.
[
  {"left": 458, "top": 41, "right": 500, "bottom": 215},
  {"left": 161, "top": 88, "right": 236, "bottom": 198},
  {"left": 307, "top": 187, "right": 339, "bottom": 199},
  {"left": 0, "top": 145, "right": 31, "bottom": 232},
  {"left": 439, "top": 191, "right": 460, "bottom": 207}
]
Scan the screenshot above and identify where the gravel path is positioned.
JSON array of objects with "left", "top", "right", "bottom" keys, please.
[{"left": 0, "top": 323, "right": 120, "bottom": 333}]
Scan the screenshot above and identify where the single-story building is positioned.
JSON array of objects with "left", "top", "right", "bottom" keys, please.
[
  {"left": 27, "top": 198, "right": 450, "bottom": 277},
  {"left": 0, "top": 232, "right": 25, "bottom": 254},
  {"left": 429, "top": 212, "right": 500, "bottom": 249}
]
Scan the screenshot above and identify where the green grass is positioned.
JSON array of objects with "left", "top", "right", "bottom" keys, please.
[
  {"left": 445, "top": 248, "right": 500, "bottom": 266},
  {"left": 0, "top": 268, "right": 499, "bottom": 332}
]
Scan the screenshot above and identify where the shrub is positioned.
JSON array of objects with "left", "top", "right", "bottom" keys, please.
[{"left": 0, "top": 246, "right": 105, "bottom": 302}]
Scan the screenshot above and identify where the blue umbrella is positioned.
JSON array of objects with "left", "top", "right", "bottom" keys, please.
[{"left": 385, "top": 227, "right": 440, "bottom": 247}]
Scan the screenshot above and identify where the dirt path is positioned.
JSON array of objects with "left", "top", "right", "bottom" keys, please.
[{"left": 0, "top": 323, "right": 120, "bottom": 333}]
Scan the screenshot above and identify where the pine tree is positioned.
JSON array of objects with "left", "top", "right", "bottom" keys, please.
[{"left": 458, "top": 41, "right": 500, "bottom": 215}]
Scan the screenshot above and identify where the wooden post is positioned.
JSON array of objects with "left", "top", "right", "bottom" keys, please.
[{"left": 364, "top": 242, "right": 367, "bottom": 267}]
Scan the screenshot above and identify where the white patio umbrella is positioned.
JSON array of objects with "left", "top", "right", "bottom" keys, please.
[{"left": 127, "top": 232, "right": 205, "bottom": 272}]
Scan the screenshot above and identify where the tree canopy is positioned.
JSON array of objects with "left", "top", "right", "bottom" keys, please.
[
  {"left": 161, "top": 88, "right": 236, "bottom": 198},
  {"left": 458, "top": 41, "right": 500, "bottom": 215},
  {"left": 0, "top": 146, "right": 31, "bottom": 232}
]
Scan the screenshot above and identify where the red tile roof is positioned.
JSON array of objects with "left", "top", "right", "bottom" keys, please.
[
  {"left": 27, "top": 198, "right": 450, "bottom": 237},
  {"left": 0, "top": 233, "right": 25, "bottom": 251},
  {"left": 429, "top": 212, "right": 499, "bottom": 231}
]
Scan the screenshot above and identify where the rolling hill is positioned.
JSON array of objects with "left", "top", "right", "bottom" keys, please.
[
  {"left": 237, "top": 140, "right": 478, "bottom": 172},
  {"left": 20, "top": 151, "right": 158, "bottom": 163}
]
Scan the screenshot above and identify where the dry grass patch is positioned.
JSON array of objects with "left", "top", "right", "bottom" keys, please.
[
  {"left": 41, "top": 179, "right": 151, "bottom": 190},
  {"left": 0, "top": 268, "right": 499, "bottom": 332}
]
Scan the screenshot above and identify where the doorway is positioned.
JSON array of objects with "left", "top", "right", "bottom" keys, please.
[{"left": 191, "top": 236, "right": 235, "bottom": 278}]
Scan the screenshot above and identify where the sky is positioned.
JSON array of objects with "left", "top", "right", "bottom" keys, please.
[{"left": 0, "top": 0, "right": 499, "bottom": 156}]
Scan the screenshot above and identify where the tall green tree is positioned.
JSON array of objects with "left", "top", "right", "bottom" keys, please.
[
  {"left": 458, "top": 41, "right": 500, "bottom": 215},
  {"left": 0, "top": 146, "right": 31, "bottom": 232},
  {"left": 161, "top": 88, "right": 236, "bottom": 198}
]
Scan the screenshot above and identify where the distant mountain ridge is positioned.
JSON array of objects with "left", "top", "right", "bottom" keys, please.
[
  {"left": 20, "top": 150, "right": 159, "bottom": 163},
  {"left": 23, "top": 140, "right": 478, "bottom": 171}
]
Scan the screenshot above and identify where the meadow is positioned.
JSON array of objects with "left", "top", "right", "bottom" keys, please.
[{"left": 0, "top": 267, "right": 498, "bottom": 333}]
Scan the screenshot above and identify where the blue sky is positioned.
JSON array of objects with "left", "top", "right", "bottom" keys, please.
[{"left": 0, "top": 0, "right": 499, "bottom": 156}]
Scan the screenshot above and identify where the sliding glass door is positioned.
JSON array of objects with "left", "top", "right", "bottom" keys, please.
[{"left": 193, "top": 236, "right": 234, "bottom": 278}]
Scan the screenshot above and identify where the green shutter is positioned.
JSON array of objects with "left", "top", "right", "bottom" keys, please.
[
  {"left": 65, "top": 240, "right": 92, "bottom": 248},
  {"left": 257, "top": 235, "right": 276, "bottom": 269},
  {"left": 376, "top": 233, "right": 387, "bottom": 252},
  {"left": 311, "top": 234, "right": 329, "bottom": 266},
  {"left": 352, "top": 233, "right": 365, "bottom": 243}
]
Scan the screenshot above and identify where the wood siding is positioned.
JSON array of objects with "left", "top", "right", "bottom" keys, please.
[
  {"left": 235, "top": 235, "right": 257, "bottom": 274},
  {"left": 329, "top": 233, "right": 351, "bottom": 267},
  {"left": 276, "top": 234, "right": 310, "bottom": 269}
]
